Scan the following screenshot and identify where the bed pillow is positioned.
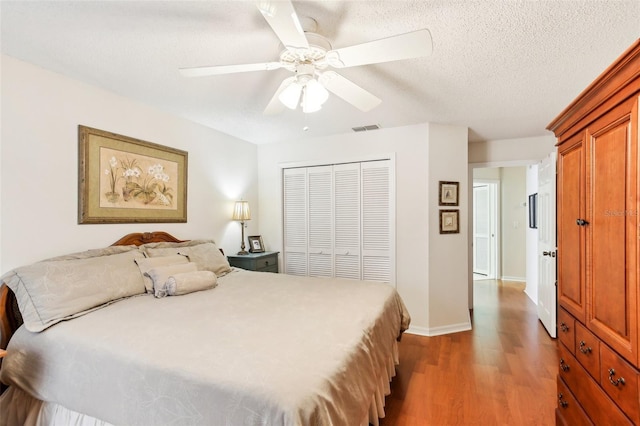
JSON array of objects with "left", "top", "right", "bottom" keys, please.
[
  {"left": 164, "top": 271, "right": 217, "bottom": 297},
  {"left": 142, "top": 240, "right": 231, "bottom": 277},
  {"left": 146, "top": 262, "right": 198, "bottom": 297},
  {"left": 135, "top": 254, "right": 189, "bottom": 293},
  {"left": 44, "top": 244, "right": 141, "bottom": 261},
  {"left": 2, "top": 249, "right": 146, "bottom": 332}
]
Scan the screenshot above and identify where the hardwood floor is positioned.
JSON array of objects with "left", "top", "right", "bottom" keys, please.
[{"left": 380, "top": 280, "right": 559, "bottom": 425}]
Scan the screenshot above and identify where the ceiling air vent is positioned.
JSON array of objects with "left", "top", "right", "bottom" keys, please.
[{"left": 352, "top": 124, "right": 381, "bottom": 132}]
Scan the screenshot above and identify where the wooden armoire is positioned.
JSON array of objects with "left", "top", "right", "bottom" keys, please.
[{"left": 548, "top": 39, "right": 640, "bottom": 425}]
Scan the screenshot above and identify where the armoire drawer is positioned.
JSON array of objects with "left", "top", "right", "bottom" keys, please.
[
  {"left": 558, "top": 308, "right": 575, "bottom": 354},
  {"left": 575, "top": 322, "right": 600, "bottom": 379},
  {"left": 600, "top": 343, "right": 640, "bottom": 424},
  {"left": 557, "top": 376, "right": 593, "bottom": 426},
  {"left": 558, "top": 344, "right": 632, "bottom": 425}
]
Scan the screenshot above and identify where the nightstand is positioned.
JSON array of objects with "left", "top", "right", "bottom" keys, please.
[{"left": 227, "top": 251, "right": 279, "bottom": 273}]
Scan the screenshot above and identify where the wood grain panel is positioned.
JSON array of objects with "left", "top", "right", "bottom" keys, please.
[
  {"left": 557, "top": 136, "right": 586, "bottom": 322},
  {"left": 586, "top": 97, "right": 638, "bottom": 365}
]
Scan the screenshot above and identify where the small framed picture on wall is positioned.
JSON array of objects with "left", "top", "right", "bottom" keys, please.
[
  {"left": 439, "top": 210, "right": 460, "bottom": 234},
  {"left": 439, "top": 181, "right": 459, "bottom": 206}
]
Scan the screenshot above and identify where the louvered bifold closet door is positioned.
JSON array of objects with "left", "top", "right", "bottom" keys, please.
[
  {"left": 361, "top": 160, "right": 392, "bottom": 283},
  {"left": 307, "top": 166, "right": 334, "bottom": 277},
  {"left": 283, "top": 168, "right": 308, "bottom": 276},
  {"left": 334, "top": 163, "right": 361, "bottom": 280}
]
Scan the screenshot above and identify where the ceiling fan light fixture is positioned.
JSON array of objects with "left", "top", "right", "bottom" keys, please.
[
  {"left": 301, "top": 80, "right": 328, "bottom": 113},
  {"left": 302, "top": 90, "right": 322, "bottom": 113},
  {"left": 278, "top": 81, "right": 302, "bottom": 109},
  {"left": 305, "top": 79, "right": 329, "bottom": 105}
]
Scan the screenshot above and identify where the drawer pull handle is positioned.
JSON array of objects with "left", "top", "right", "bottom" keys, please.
[
  {"left": 579, "top": 340, "right": 592, "bottom": 354},
  {"left": 560, "top": 358, "right": 570, "bottom": 372},
  {"left": 608, "top": 368, "right": 626, "bottom": 387},
  {"left": 558, "top": 393, "right": 568, "bottom": 408},
  {"left": 560, "top": 322, "right": 569, "bottom": 333},
  {"left": 576, "top": 219, "right": 589, "bottom": 226}
]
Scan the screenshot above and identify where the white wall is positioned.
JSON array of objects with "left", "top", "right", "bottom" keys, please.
[
  {"left": 500, "top": 167, "right": 527, "bottom": 281},
  {"left": 257, "top": 123, "right": 470, "bottom": 335},
  {"left": 469, "top": 136, "right": 556, "bottom": 165},
  {"left": 525, "top": 164, "right": 539, "bottom": 303},
  {"left": 0, "top": 55, "right": 258, "bottom": 272},
  {"left": 427, "top": 124, "right": 470, "bottom": 334}
]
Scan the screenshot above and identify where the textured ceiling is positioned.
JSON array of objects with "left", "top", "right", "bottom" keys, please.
[{"left": 1, "top": 1, "right": 638, "bottom": 144}]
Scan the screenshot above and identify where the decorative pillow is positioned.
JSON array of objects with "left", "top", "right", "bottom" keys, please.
[
  {"left": 44, "top": 244, "right": 140, "bottom": 261},
  {"left": 142, "top": 240, "right": 231, "bottom": 277},
  {"left": 135, "top": 254, "right": 189, "bottom": 293},
  {"left": 158, "top": 271, "right": 217, "bottom": 298},
  {"left": 2, "top": 250, "right": 146, "bottom": 332},
  {"left": 146, "top": 262, "right": 198, "bottom": 297}
]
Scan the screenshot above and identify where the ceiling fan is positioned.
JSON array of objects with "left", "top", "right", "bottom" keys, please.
[{"left": 179, "top": 0, "right": 433, "bottom": 114}]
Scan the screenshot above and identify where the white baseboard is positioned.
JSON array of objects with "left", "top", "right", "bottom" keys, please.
[
  {"left": 501, "top": 275, "right": 526, "bottom": 282},
  {"left": 406, "top": 321, "right": 472, "bottom": 337}
]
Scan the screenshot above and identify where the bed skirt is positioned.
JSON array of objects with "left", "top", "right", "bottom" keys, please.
[{"left": 0, "top": 342, "right": 398, "bottom": 426}]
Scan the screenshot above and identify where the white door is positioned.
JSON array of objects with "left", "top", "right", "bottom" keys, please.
[
  {"left": 361, "top": 160, "right": 393, "bottom": 284},
  {"left": 283, "top": 168, "right": 308, "bottom": 276},
  {"left": 307, "top": 166, "right": 334, "bottom": 277},
  {"left": 473, "top": 184, "right": 491, "bottom": 277},
  {"left": 334, "top": 163, "right": 361, "bottom": 280},
  {"left": 538, "top": 152, "right": 557, "bottom": 338}
]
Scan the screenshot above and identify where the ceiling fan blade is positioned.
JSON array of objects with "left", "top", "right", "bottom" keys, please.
[
  {"left": 179, "top": 62, "right": 282, "bottom": 77},
  {"left": 319, "top": 71, "right": 382, "bottom": 112},
  {"left": 263, "top": 76, "right": 295, "bottom": 115},
  {"left": 256, "top": 0, "right": 309, "bottom": 49},
  {"left": 327, "top": 29, "right": 432, "bottom": 69}
]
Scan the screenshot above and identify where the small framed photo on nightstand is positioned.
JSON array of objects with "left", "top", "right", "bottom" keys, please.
[{"left": 248, "top": 235, "right": 265, "bottom": 253}]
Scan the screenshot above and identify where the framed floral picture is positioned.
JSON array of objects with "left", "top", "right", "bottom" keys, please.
[
  {"left": 439, "top": 181, "right": 459, "bottom": 206},
  {"left": 78, "top": 125, "right": 188, "bottom": 224}
]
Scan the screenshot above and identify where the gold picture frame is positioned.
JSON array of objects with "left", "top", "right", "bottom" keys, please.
[
  {"left": 248, "top": 235, "right": 265, "bottom": 253},
  {"left": 439, "top": 181, "right": 459, "bottom": 206},
  {"left": 439, "top": 209, "right": 460, "bottom": 234},
  {"left": 78, "top": 125, "right": 188, "bottom": 224}
]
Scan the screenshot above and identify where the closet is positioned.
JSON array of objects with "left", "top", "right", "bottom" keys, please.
[
  {"left": 548, "top": 40, "right": 639, "bottom": 425},
  {"left": 282, "top": 159, "right": 394, "bottom": 285}
]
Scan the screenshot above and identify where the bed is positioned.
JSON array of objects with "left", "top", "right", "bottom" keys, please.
[{"left": 0, "top": 232, "right": 410, "bottom": 426}]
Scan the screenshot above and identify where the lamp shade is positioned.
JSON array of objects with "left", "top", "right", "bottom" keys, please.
[
  {"left": 302, "top": 79, "right": 329, "bottom": 113},
  {"left": 232, "top": 200, "right": 251, "bottom": 221},
  {"left": 278, "top": 81, "right": 303, "bottom": 110}
]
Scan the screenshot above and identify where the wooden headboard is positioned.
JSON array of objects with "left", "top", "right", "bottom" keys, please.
[{"left": 0, "top": 231, "right": 185, "bottom": 351}]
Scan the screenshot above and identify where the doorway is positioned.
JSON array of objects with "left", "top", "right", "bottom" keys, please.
[{"left": 472, "top": 181, "right": 498, "bottom": 280}]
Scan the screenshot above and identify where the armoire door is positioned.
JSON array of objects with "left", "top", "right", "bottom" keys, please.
[
  {"left": 557, "top": 133, "right": 586, "bottom": 323},
  {"left": 585, "top": 96, "right": 638, "bottom": 365}
]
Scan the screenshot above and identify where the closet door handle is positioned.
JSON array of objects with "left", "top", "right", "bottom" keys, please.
[{"left": 576, "top": 219, "right": 589, "bottom": 226}]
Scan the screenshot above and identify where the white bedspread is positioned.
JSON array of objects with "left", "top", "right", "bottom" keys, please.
[{"left": 0, "top": 269, "right": 409, "bottom": 425}]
